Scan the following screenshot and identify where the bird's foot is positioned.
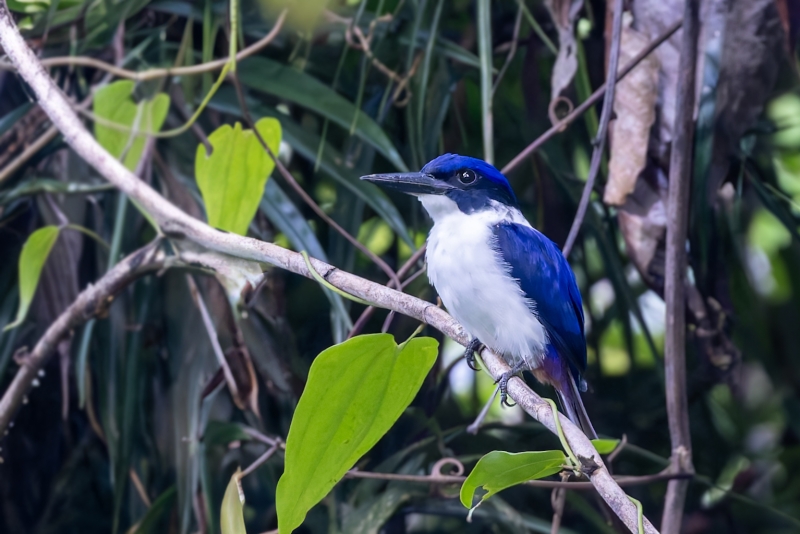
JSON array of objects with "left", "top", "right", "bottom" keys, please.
[
  {"left": 464, "top": 338, "right": 483, "bottom": 371},
  {"left": 496, "top": 361, "right": 527, "bottom": 408}
]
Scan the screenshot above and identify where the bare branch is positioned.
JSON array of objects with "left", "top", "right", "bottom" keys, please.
[
  {"left": 0, "top": 10, "right": 287, "bottom": 81},
  {"left": 561, "top": 0, "right": 624, "bottom": 258},
  {"left": 501, "top": 19, "right": 682, "bottom": 176},
  {"left": 0, "top": 241, "right": 166, "bottom": 434},
  {"left": 661, "top": 1, "right": 700, "bottom": 532},
  {"left": 0, "top": 6, "right": 656, "bottom": 531}
]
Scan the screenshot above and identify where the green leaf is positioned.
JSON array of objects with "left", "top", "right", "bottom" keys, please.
[
  {"left": 459, "top": 450, "right": 566, "bottom": 510},
  {"left": 237, "top": 57, "right": 408, "bottom": 172},
  {"left": 5, "top": 226, "right": 60, "bottom": 331},
  {"left": 93, "top": 81, "right": 169, "bottom": 171},
  {"left": 208, "top": 88, "right": 414, "bottom": 247},
  {"left": 276, "top": 334, "right": 439, "bottom": 533},
  {"left": 591, "top": 439, "right": 620, "bottom": 455},
  {"left": 134, "top": 486, "right": 177, "bottom": 534},
  {"left": 195, "top": 118, "right": 281, "bottom": 235},
  {"left": 220, "top": 468, "right": 247, "bottom": 534},
  {"left": 7, "top": 0, "right": 49, "bottom": 14}
]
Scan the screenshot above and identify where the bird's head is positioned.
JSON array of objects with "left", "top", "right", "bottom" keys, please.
[{"left": 361, "top": 154, "right": 518, "bottom": 216}]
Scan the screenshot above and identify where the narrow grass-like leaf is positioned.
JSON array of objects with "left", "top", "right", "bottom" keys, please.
[
  {"left": 5, "top": 226, "right": 59, "bottom": 331},
  {"left": 236, "top": 57, "right": 408, "bottom": 172},
  {"left": 195, "top": 118, "right": 281, "bottom": 235},
  {"left": 134, "top": 486, "right": 177, "bottom": 534},
  {"left": 459, "top": 450, "right": 566, "bottom": 510},
  {"left": 477, "top": 0, "right": 494, "bottom": 164},
  {"left": 276, "top": 334, "right": 439, "bottom": 533},
  {"left": 93, "top": 80, "right": 169, "bottom": 171},
  {"left": 591, "top": 439, "right": 621, "bottom": 455},
  {"left": 260, "top": 180, "right": 353, "bottom": 335},
  {"left": 220, "top": 468, "right": 246, "bottom": 534}
]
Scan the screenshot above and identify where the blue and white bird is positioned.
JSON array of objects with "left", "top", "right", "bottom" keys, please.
[{"left": 362, "top": 154, "right": 596, "bottom": 438}]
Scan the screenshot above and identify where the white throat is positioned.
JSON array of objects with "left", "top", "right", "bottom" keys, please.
[{"left": 418, "top": 195, "right": 548, "bottom": 367}]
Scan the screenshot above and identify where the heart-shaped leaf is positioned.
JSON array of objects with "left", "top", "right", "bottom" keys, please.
[
  {"left": 5, "top": 226, "right": 60, "bottom": 331},
  {"left": 195, "top": 118, "right": 281, "bottom": 235},
  {"left": 460, "top": 450, "right": 566, "bottom": 511},
  {"left": 93, "top": 80, "right": 169, "bottom": 171},
  {"left": 276, "top": 334, "right": 439, "bottom": 533}
]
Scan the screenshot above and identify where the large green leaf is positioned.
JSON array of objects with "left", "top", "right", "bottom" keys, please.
[
  {"left": 276, "top": 334, "right": 439, "bottom": 533},
  {"left": 5, "top": 226, "right": 60, "bottom": 331},
  {"left": 208, "top": 88, "right": 414, "bottom": 247},
  {"left": 220, "top": 469, "right": 247, "bottom": 534},
  {"left": 459, "top": 450, "right": 566, "bottom": 510},
  {"left": 237, "top": 57, "right": 408, "bottom": 172},
  {"left": 196, "top": 118, "right": 281, "bottom": 235},
  {"left": 93, "top": 80, "right": 169, "bottom": 171}
]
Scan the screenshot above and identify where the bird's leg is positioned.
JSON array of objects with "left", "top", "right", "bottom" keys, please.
[
  {"left": 496, "top": 360, "right": 527, "bottom": 407},
  {"left": 464, "top": 338, "right": 483, "bottom": 371}
]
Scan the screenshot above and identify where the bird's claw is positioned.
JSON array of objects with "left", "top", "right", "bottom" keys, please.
[
  {"left": 495, "top": 361, "right": 527, "bottom": 407},
  {"left": 497, "top": 372, "right": 517, "bottom": 407},
  {"left": 464, "top": 338, "right": 483, "bottom": 371}
]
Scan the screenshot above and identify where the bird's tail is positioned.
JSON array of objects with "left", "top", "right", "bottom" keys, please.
[{"left": 555, "top": 374, "right": 597, "bottom": 440}]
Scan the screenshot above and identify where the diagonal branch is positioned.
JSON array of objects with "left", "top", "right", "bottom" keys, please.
[
  {"left": 500, "top": 19, "right": 682, "bottom": 176},
  {"left": 561, "top": 0, "right": 624, "bottom": 258},
  {"left": 0, "top": 5, "right": 655, "bottom": 531},
  {"left": 0, "top": 241, "right": 166, "bottom": 434}
]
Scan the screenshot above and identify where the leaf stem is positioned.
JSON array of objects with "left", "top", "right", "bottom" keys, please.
[{"left": 543, "top": 397, "right": 580, "bottom": 473}]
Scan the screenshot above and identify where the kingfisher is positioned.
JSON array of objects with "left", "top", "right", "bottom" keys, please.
[{"left": 361, "top": 154, "right": 596, "bottom": 438}]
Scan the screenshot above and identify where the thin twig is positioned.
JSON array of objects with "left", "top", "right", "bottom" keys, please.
[
  {"left": 550, "top": 472, "right": 569, "bottom": 534},
  {"left": 560, "top": 0, "right": 624, "bottom": 258},
  {"left": 0, "top": 125, "right": 58, "bottom": 183},
  {"left": 229, "top": 73, "right": 402, "bottom": 290},
  {"left": 350, "top": 244, "right": 427, "bottom": 337},
  {"left": 661, "top": 1, "right": 699, "bottom": 533},
  {"left": 344, "top": 467, "right": 691, "bottom": 490},
  {"left": 492, "top": 4, "right": 523, "bottom": 97},
  {"left": 500, "top": 19, "right": 682, "bottom": 176},
  {"left": 0, "top": 8, "right": 658, "bottom": 529},
  {"left": 466, "top": 385, "right": 499, "bottom": 435},
  {"left": 240, "top": 442, "right": 280, "bottom": 478},
  {"left": 0, "top": 10, "right": 288, "bottom": 81},
  {"left": 185, "top": 275, "right": 241, "bottom": 403}
]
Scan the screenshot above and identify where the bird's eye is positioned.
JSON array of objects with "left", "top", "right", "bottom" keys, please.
[{"left": 458, "top": 169, "right": 477, "bottom": 184}]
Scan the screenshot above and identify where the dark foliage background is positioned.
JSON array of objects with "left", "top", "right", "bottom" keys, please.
[{"left": 2, "top": 0, "right": 800, "bottom": 533}]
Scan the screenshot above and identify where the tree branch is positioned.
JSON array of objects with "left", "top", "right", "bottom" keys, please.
[
  {"left": 0, "top": 10, "right": 287, "bottom": 81},
  {"left": 661, "top": 1, "right": 700, "bottom": 533},
  {"left": 0, "top": 241, "right": 166, "bottom": 434},
  {"left": 0, "top": 5, "right": 656, "bottom": 531},
  {"left": 500, "top": 19, "right": 682, "bottom": 176},
  {"left": 561, "top": 0, "right": 623, "bottom": 258}
]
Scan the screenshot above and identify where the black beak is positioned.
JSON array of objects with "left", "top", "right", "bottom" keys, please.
[{"left": 360, "top": 172, "right": 452, "bottom": 196}]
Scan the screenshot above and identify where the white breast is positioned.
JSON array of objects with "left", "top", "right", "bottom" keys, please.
[{"left": 419, "top": 195, "right": 548, "bottom": 368}]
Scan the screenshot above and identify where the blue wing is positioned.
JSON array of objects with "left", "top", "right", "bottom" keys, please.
[{"left": 492, "top": 222, "right": 587, "bottom": 379}]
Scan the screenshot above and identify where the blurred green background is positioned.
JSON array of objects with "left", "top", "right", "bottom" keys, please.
[{"left": 1, "top": 0, "right": 800, "bottom": 532}]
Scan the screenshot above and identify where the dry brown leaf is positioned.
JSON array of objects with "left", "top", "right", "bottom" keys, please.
[
  {"left": 605, "top": 19, "right": 660, "bottom": 206},
  {"left": 543, "top": 0, "right": 584, "bottom": 102}
]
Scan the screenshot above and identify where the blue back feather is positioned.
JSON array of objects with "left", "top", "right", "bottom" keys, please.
[{"left": 492, "top": 222, "right": 587, "bottom": 380}]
